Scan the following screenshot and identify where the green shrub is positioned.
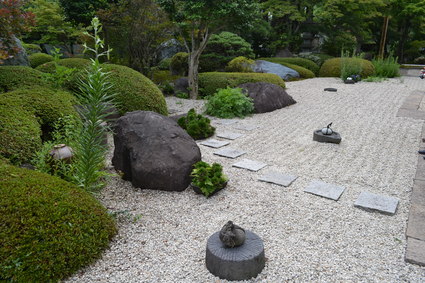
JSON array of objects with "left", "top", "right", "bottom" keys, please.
[
  {"left": 200, "top": 32, "right": 254, "bottom": 72},
  {"left": 0, "top": 66, "right": 49, "bottom": 93},
  {"left": 22, "top": 43, "right": 42, "bottom": 55},
  {"left": 299, "top": 53, "right": 334, "bottom": 66},
  {"left": 371, "top": 55, "right": 400, "bottom": 78},
  {"left": 321, "top": 33, "right": 357, "bottom": 57},
  {"left": 157, "top": 58, "right": 172, "bottom": 70},
  {"left": 205, "top": 87, "right": 254, "bottom": 118},
  {"left": 278, "top": 62, "right": 315, "bottom": 79},
  {"left": 170, "top": 52, "right": 189, "bottom": 76},
  {"left": 151, "top": 69, "right": 179, "bottom": 84},
  {"left": 36, "top": 58, "right": 91, "bottom": 73},
  {"left": 225, "top": 56, "right": 255, "bottom": 72},
  {"left": 319, "top": 58, "right": 375, "bottom": 78},
  {"left": 259, "top": 57, "right": 320, "bottom": 75},
  {"left": 0, "top": 163, "right": 117, "bottom": 282},
  {"left": 101, "top": 64, "right": 168, "bottom": 115},
  {"left": 178, "top": 108, "right": 215, "bottom": 140},
  {"left": 190, "top": 161, "right": 228, "bottom": 197},
  {"left": 28, "top": 53, "right": 54, "bottom": 68},
  {"left": 199, "top": 72, "right": 286, "bottom": 97}
]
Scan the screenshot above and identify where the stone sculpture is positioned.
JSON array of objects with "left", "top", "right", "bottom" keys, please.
[{"left": 219, "top": 221, "right": 246, "bottom": 248}]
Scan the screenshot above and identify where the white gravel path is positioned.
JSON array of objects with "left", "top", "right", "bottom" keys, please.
[{"left": 67, "top": 77, "right": 425, "bottom": 282}]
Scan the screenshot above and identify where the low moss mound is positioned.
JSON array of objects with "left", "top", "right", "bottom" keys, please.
[
  {"left": 22, "top": 43, "right": 42, "bottom": 55},
  {"left": 36, "top": 58, "right": 91, "bottom": 73},
  {"left": 199, "top": 72, "right": 286, "bottom": 97},
  {"left": 319, "top": 58, "right": 375, "bottom": 78},
  {"left": 28, "top": 53, "right": 54, "bottom": 68},
  {"left": 151, "top": 69, "right": 179, "bottom": 84},
  {"left": 0, "top": 66, "right": 49, "bottom": 93},
  {"left": 260, "top": 57, "right": 320, "bottom": 75},
  {"left": 0, "top": 163, "right": 117, "bottom": 282},
  {"left": 279, "top": 62, "right": 315, "bottom": 79}
]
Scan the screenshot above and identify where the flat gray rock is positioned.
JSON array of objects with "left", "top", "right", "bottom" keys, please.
[
  {"left": 304, "top": 180, "right": 345, "bottom": 200},
  {"left": 200, "top": 139, "right": 230, "bottom": 148},
  {"left": 233, "top": 124, "right": 257, "bottom": 131},
  {"left": 214, "top": 148, "right": 246, "bottom": 159},
  {"left": 354, "top": 191, "right": 399, "bottom": 215},
  {"left": 232, "top": 159, "right": 267, "bottom": 172},
  {"left": 258, "top": 171, "right": 298, "bottom": 187},
  {"left": 216, "top": 132, "right": 244, "bottom": 140},
  {"left": 253, "top": 60, "right": 299, "bottom": 81},
  {"left": 215, "top": 119, "right": 238, "bottom": 125}
]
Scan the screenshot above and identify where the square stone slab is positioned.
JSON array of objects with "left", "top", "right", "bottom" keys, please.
[
  {"left": 216, "top": 132, "right": 244, "bottom": 140},
  {"left": 258, "top": 171, "right": 298, "bottom": 187},
  {"left": 215, "top": 119, "right": 238, "bottom": 125},
  {"left": 232, "top": 159, "right": 267, "bottom": 172},
  {"left": 214, "top": 148, "right": 246, "bottom": 159},
  {"left": 304, "top": 180, "right": 345, "bottom": 201},
  {"left": 354, "top": 191, "right": 399, "bottom": 215},
  {"left": 233, "top": 124, "right": 257, "bottom": 131},
  {"left": 200, "top": 139, "right": 230, "bottom": 148}
]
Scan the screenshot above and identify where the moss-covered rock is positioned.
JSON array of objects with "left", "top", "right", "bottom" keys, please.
[
  {"left": 0, "top": 66, "right": 49, "bottom": 93},
  {"left": 28, "top": 53, "right": 54, "bottom": 68},
  {"left": 0, "top": 163, "right": 117, "bottom": 282},
  {"left": 198, "top": 72, "right": 286, "bottom": 97},
  {"left": 260, "top": 57, "right": 320, "bottom": 75},
  {"left": 36, "top": 58, "right": 91, "bottom": 73},
  {"left": 319, "top": 58, "right": 375, "bottom": 78}
]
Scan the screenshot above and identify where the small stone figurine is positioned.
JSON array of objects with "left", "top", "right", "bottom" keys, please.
[
  {"left": 321, "top": 123, "right": 333, "bottom": 135},
  {"left": 219, "top": 221, "right": 246, "bottom": 248}
]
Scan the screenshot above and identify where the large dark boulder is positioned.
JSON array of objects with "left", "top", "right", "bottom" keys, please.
[
  {"left": 112, "top": 111, "right": 201, "bottom": 191},
  {"left": 174, "top": 77, "right": 189, "bottom": 95},
  {"left": 239, "top": 82, "right": 296, "bottom": 113},
  {"left": 2, "top": 36, "right": 29, "bottom": 66},
  {"left": 253, "top": 60, "right": 299, "bottom": 81}
]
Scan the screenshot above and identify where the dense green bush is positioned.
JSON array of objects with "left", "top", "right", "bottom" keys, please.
[
  {"left": 321, "top": 33, "right": 357, "bottom": 57},
  {"left": 371, "top": 56, "right": 400, "bottom": 78},
  {"left": 299, "top": 53, "right": 334, "bottom": 66},
  {"left": 199, "top": 72, "right": 286, "bottom": 97},
  {"left": 151, "top": 69, "right": 179, "bottom": 84},
  {"left": 260, "top": 57, "right": 320, "bottom": 75},
  {"left": 178, "top": 108, "right": 215, "bottom": 140},
  {"left": 22, "top": 43, "right": 42, "bottom": 55},
  {"left": 36, "top": 58, "right": 91, "bottom": 73},
  {"left": 319, "top": 58, "right": 375, "bottom": 78},
  {"left": 170, "top": 52, "right": 189, "bottom": 76},
  {"left": 279, "top": 62, "right": 315, "bottom": 79},
  {"left": 101, "top": 64, "right": 168, "bottom": 115},
  {"left": 200, "top": 32, "right": 255, "bottom": 72},
  {"left": 0, "top": 66, "right": 49, "bottom": 93},
  {"left": 28, "top": 53, "right": 54, "bottom": 68},
  {"left": 205, "top": 87, "right": 254, "bottom": 118},
  {"left": 157, "top": 58, "right": 172, "bottom": 70},
  {"left": 0, "top": 163, "right": 117, "bottom": 282},
  {"left": 225, "top": 56, "right": 255, "bottom": 72}
]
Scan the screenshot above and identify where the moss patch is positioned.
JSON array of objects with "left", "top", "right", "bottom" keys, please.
[
  {"left": 28, "top": 53, "right": 54, "bottom": 68},
  {"left": 0, "top": 66, "right": 49, "bottom": 93}
]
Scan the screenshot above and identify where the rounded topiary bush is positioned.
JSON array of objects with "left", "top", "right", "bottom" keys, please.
[
  {"left": 36, "top": 58, "right": 91, "bottom": 73},
  {"left": 170, "top": 52, "right": 189, "bottom": 76},
  {"left": 198, "top": 72, "right": 286, "bottom": 97},
  {"left": 22, "top": 43, "right": 42, "bottom": 55},
  {"left": 28, "top": 53, "right": 54, "bottom": 68},
  {"left": 0, "top": 66, "right": 49, "bottom": 93},
  {"left": 0, "top": 163, "right": 117, "bottom": 282},
  {"left": 319, "top": 58, "right": 375, "bottom": 78},
  {"left": 225, "top": 56, "right": 255, "bottom": 73},
  {"left": 101, "top": 64, "right": 168, "bottom": 115},
  {"left": 279, "top": 62, "right": 315, "bottom": 79},
  {"left": 260, "top": 57, "right": 320, "bottom": 75}
]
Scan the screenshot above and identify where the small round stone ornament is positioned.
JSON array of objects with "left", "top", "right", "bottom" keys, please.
[
  {"left": 49, "top": 144, "right": 74, "bottom": 162},
  {"left": 219, "top": 221, "right": 246, "bottom": 248},
  {"left": 321, "top": 122, "right": 333, "bottom": 135}
]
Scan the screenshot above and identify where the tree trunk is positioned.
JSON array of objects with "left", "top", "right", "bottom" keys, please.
[{"left": 188, "top": 51, "right": 200, "bottom": 99}]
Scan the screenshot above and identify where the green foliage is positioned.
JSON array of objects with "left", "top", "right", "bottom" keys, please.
[
  {"left": 22, "top": 43, "right": 42, "bottom": 55},
  {"left": 200, "top": 32, "right": 255, "bottom": 72},
  {"left": 157, "top": 58, "right": 172, "bottom": 70},
  {"left": 363, "top": 76, "right": 387, "bottom": 82},
  {"left": 199, "top": 72, "right": 286, "bottom": 97},
  {"left": 340, "top": 51, "right": 363, "bottom": 81},
  {"left": 321, "top": 33, "right": 358, "bottom": 57},
  {"left": 36, "top": 58, "right": 91, "bottom": 73},
  {"left": 28, "top": 52, "right": 54, "bottom": 68},
  {"left": 0, "top": 163, "right": 117, "bottom": 282},
  {"left": 319, "top": 58, "right": 375, "bottom": 78},
  {"left": 205, "top": 87, "right": 254, "bottom": 118},
  {"left": 225, "top": 56, "right": 255, "bottom": 73},
  {"left": 59, "top": 0, "right": 109, "bottom": 26},
  {"left": 151, "top": 69, "right": 179, "bottom": 85},
  {"left": 190, "top": 161, "right": 228, "bottom": 197},
  {"left": 40, "top": 49, "right": 79, "bottom": 89},
  {"left": 0, "top": 66, "right": 49, "bottom": 93},
  {"left": 177, "top": 108, "right": 215, "bottom": 140},
  {"left": 279, "top": 62, "right": 315, "bottom": 79},
  {"left": 175, "top": 92, "right": 189, "bottom": 99},
  {"left": 299, "top": 53, "right": 334, "bottom": 67},
  {"left": 170, "top": 52, "right": 188, "bottom": 76},
  {"left": 259, "top": 57, "right": 320, "bottom": 75},
  {"left": 372, "top": 55, "right": 400, "bottom": 78}
]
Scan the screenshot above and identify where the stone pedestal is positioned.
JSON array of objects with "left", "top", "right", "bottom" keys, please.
[
  {"left": 206, "top": 230, "right": 265, "bottom": 281},
  {"left": 313, "top": 130, "right": 342, "bottom": 144}
]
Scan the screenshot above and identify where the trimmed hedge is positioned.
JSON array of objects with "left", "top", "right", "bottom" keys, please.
[
  {"left": 199, "top": 72, "right": 286, "bottom": 97},
  {"left": 36, "top": 58, "right": 91, "bottom": 73},
  {"left": 225, "top": 56, "right": 255, "bottom": 73},
  {"left": 319, "top": 58, "right": 375, "bottom": 78},
  {"left": 260, "top": 57, "right": 320, "bottom": 75},
  {"left": 279, "top": 62, "right": 315, "bottom": 79},
  {"left": 0, "top": 66, "right": 49, "bottom": 93},
  {"left": 28, "top": 53, "right": 54, "bottom": 68},
  {"left": 101, "top": 64, "right": 168, "bottom": 115},
  {"left": 0, "top": 163, "right": 117, "bottom": 282}
]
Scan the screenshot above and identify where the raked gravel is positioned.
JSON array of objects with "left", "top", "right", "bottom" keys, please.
[{"left": 66, "top": 77, "right": 425, "bottom": 282}]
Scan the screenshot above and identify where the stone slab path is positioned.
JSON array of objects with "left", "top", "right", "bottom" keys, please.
[
  {"left": 213, "top": 148, "right": 246, "bottom": 159},
  {"left": 303, "top": 180, "right": 345, "bottom": 201},
  {"left": 354, "top": 191, "right": 399, "bottom": 215},
  {"left": 200, "top": 139, "right": 230, "bottom": 148},
  {"left": 232, "top": 159, "right": 267, "bottom": 172},
  {"left": 216, "top": 132, "right": 244, "bottom": 140},
  {"left": 258, "top": 171, "right": 298, "bottom": 187}
]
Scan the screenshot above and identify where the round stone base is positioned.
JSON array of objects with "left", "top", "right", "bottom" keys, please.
[{"left": 206, "top": 230, "right": 265, "bottom": 281}]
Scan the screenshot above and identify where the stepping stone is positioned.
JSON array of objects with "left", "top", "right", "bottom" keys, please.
[
  {"left": 214, "top": 148, "right": 246, "bottom": 159},
  {"left": 324, "top": 88, "right": 337, "bottom": 92},
  {"left": 233, "top": 124, "right": 257, "bottom": 131},
  {"left": 258, "top": 171, "right": 298, "bottom": 187},
  {"left": 215, "top": 119, "right": 238, "bottom": 125},
  {"left": 304, "top": 180, "right": 345, "bottom": 201},
  {"left": 200, "top": 139, "right": 230, "bottom": 148},
  {"left": 232, "top": 159, "right": 267, "bottom": 172},
  {"left": 216, "top": 132, "right": 244, "bottom": 140},
  {"left": 354, "top": 191, "right": 399, "bottom": 215}
]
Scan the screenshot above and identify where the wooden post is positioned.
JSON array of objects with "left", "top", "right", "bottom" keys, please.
[{"left": 378, "top": 16, "right": 390, "bottom": 59}]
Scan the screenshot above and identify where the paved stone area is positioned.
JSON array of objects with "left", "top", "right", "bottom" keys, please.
[
  {"left": 233, "top": 124, "right": 257, "bottom": 131},
  {"left": 258, "top": 171, "right": 298, "bottom": 187},
  {"left": 397, "top": 90, "right": 425, "bottom": 120},
  {"left": 200, "top": 139, "right": 230, "bottom": 148},
  {"left": 214, "top": 148, "right": 246, "bottom": 159},
  {"left": 406, "top": 237, "right": 425, "bottom": 266},
  {"left": 232, "top": 159, "right": 267, "bottom": 172},
  {"left": 216, "top": 132, "right": 244, "bottom": 140},
  {"left": 354, "top": 191, "right": 399, "bottom": 215},
  {"left": 303, "top": 180, "right": 345, "bottom": 201}
]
